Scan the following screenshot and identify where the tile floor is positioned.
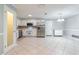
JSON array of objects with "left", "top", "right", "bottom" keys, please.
[{"left": 6, "top": 36, "right": 79, "bottom": 55}]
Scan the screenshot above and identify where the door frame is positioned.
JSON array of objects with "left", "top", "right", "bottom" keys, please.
[{"left": 3, "top": 5, "right": 17, "bottom": 53}]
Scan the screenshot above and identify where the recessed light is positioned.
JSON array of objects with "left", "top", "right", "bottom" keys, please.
[{"left": 28, "top": 14, "right": 32, "bottom": 17}]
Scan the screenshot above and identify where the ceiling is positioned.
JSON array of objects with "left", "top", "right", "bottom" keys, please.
[{"left": 15, "top": 4, "right": 79, "bottom": 20}]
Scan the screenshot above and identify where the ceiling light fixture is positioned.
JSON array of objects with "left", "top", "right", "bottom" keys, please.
[{"left": 57, "top": 14, "right": 64, "bottom": 22}]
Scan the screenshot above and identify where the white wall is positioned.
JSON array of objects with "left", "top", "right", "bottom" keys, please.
[
  {"left": 0, "top": 5, "right": 3, "bottom": 33},
  {"left": 0, "top": 5, "right": 4, "bottom": 54},
  {"left": 64, "top": 14, "right": 79, "bottom": 39}
]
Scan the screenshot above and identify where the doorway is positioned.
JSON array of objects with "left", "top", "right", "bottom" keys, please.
[{"left": 7, "top": 11, "right": 14, "bottom": 47}]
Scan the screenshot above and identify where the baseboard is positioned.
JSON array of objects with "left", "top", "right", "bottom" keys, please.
[{"left": 2, "top": 44, "right": 17, "bottom": 55}]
